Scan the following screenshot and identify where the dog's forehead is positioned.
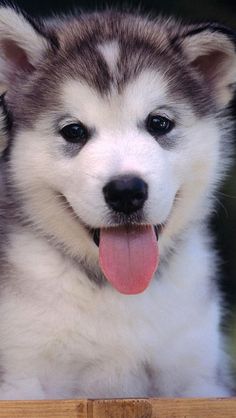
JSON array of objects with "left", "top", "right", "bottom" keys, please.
[
  {"left": 48, "top": 14, "right": 214, "bottom": 118},
  {"left": 61, "top": 70, "right": 168, "bottom": 126},
  {"left": 56, "top": 30, "right": 171, "bottom": 96},
  {"left": 8, "top": 14, "right": 212, "bottom": 128}
]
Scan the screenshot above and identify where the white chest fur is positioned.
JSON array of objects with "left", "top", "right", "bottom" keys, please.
[{"left": 0, "top": 229, "right": 224, "bottom": 398}]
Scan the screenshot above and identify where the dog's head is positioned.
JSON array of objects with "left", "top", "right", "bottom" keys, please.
[{"left": 0, "top": 8, "right": 235, "bottom": 293}]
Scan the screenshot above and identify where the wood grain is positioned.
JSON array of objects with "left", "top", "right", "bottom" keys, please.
[
  {"left": 0, "top": 398, "right": 236, "bottom": 418},
  {"left": 0, "top": 400, "right": 87, "bottom": 418},
  {"left": 91, "top": 398, "right": 236, "bottom": 418}
]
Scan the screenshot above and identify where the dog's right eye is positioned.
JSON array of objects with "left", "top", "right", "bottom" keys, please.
[
  {"left": 146, "top": 115, "right": 174, "bottom": 136},
  {"left": 60, "top": 123, "right": 89, "bottom": 144}
]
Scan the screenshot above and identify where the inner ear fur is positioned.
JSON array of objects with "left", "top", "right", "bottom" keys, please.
[{"left": 178, "top": 25, "right": 236, "bottom": 108}]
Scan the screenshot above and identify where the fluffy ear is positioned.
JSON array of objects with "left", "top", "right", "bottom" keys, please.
[
  {"left": 0, "top": 7, "right": 52, "bottom": 88},
  {"left": 176, "top": 24, "right": 236, "bottom": 108}
]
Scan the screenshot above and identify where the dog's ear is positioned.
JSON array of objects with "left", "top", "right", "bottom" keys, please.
[
  {"left": 0, "top": 7, "right": 53, "bottom": 89},
  {"left": 176, "top": 24, "right": 236, "bottom": 108}
]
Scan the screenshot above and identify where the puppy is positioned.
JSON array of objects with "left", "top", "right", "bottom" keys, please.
[{"left": 0, "top": 7, "right": 235, "bottom": 398}]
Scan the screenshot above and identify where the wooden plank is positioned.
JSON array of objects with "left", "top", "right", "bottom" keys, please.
[
  {"left": 90, "top": 399, "right": 152, "bottom": 418},
  {"left": 0, "top": 400, "right": 88, "bottom": 418},
  {"left": 0, "top": 398, "right": 236, "bottom": 418},
  {"left": 91, "top": 398, "right": 236, "bottom": 418}
]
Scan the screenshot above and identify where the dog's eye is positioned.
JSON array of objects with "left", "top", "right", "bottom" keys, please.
[
  {"left": 146, "top": 115, "right": 174, "bottom": 135},
  {"left": 60, "top": 123, "right": 89, "bottom": 144}
]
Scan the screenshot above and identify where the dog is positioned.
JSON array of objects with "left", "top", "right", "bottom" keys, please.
[{"left": 0, "top": 6, "right": 235, "bottom": 399}]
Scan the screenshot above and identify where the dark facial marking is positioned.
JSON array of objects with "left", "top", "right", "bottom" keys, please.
[{"left": 64, "top": 39, "right": 112, "bottom": 94}]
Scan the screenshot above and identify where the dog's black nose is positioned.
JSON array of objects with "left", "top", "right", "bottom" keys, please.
[{"left": 103, "top": 175, "right": 148, "bottom": 214}]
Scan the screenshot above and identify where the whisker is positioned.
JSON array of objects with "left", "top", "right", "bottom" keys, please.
[{"left": 218, "top": 191, "right": 236, "bottom": 199}]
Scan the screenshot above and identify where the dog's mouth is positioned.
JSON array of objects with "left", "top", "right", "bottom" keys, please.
[
  {"left": 58, "top": 193, "right": 162, "bottom": 295},
  {"left": 92, "top": 225, "right": 160, "bottom": 247},
  {"left": 90, "top": 224, "right": 160, "bottom": 295}
]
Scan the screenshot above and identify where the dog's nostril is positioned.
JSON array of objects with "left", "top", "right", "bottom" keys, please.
[{"left": 103, "top": 175, "right": 148, "bottom": 215}]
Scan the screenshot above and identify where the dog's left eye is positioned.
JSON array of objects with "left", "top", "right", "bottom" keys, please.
[
  {"left": 146, "top": 115, "right": 174, "bottom": 135},
  {"left": 60, "top": 123, "right": 89, "bottom": 144}
]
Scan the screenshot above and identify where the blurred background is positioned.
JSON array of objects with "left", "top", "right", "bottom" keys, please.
[{"left": 4, "top": 0, "right": 236, "bottom": 366}]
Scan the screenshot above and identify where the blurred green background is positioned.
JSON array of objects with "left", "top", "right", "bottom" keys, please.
[{"left": 6, "top": 0, "right": 236, "bottom": 365}]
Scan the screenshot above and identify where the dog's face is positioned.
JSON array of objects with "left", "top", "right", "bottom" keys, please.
[{"left": 1, "top": 9, "right": 236, "bottom": 293}]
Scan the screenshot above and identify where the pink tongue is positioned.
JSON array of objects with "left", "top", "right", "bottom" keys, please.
[{"left": 99, "top": 225, "right": 159, "bottom": 295}]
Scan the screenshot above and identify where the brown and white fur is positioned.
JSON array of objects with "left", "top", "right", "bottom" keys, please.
[{"left": 0, "top": 6, "right": 235, "bottom": 399}]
